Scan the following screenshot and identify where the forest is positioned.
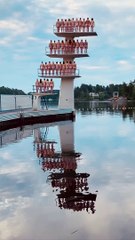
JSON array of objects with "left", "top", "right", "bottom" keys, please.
[
  {"left": 74, "top": 81, "right": 135, "bottom": 100},
  {"left": 0, "top": 86, "right": 26, "bottom": 95}
]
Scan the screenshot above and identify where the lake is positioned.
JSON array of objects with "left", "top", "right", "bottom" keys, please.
[{"left": 0, "top": 101, "right": 135, "bottom": 240}]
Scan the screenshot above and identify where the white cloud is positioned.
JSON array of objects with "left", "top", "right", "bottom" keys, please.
[
  {"left": 105, "top": 0, "right": 135, "bottom": 10},
  {"left": 80, "top": 64, "right": 109, "bottom": 70},
  {"left": 0, "top": 151, "right": 12, "bottom": 160},
  {"left": 116, "top": 60, "right": 134, "bottom": 70},
  {"left": 0, "top": 19, "right": 29, "bottom": 35}
]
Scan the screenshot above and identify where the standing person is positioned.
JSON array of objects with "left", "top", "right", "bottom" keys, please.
[
  {"left": 40, "top": 61, "right": 44, "bottom": 76},
  {"left": 56, "top": 19, "right": 61, "bottom": 32},
  {"left": 71, "top": 18, "right": 75, "bottom": 32},
  {"left": 39, "top": 79, "right": 43, "bottom": 93},
  {"left": 68, "top": 39, "right": 72, "bottom": 53},
  {"left": 75, "top": 18, "right": 79, "bottom": 32},
  {"left": 76, "top": 39, "right": 80, "bottom": 53},
  {"left": 46, "top": 79, "right": 50, "bottom": 92},
  {"left": 72, "top": 39, "right": 76, "bottom": 53},
  {"left": 65, "top": 61, "right": 69, "bottom": 75},
  {"left": 64, "top": 19, "right": 68, "bottom": 32},
  {"left": 43, "top": 79, "right": 47, "bottom": 92},
  {"left": 55, "top": 62, "right": 59, "bottom": 75},
  {"left": 73, "top": 61, "right": 76, "bottom": 75},
  {"left": 65, "top": 39, "right": 68, "bottom": 53},
  {"left": 60, "top": 19, "right": 64, "bottom": 32},
  {"left": 82, "top": 18, "right": 86, "bottom": 32},
  {"left": 51, "top": 61, "right": 55, "bottom": 75},
  {"left": 56, "top": 40, "right": 61, "bottom": 54},
  {"left": 80, "top": 39, "right": 84, "bottom": 53},
  {"left": 84, "top": 40, "right": 88, "bottom": 53},
  {"left": 57, "top": 62, "right": 61, "bottom": 75},
  {"left": 61, "top": 40, "right": 65, "bottom": 54},
  {"left": 50, "top": 79, "right": 54, "bottom": 93},
  {"left": 53, "top": 40, "right": 57, "bottom": 54},
  {"left": 59, "top": 62, "right": 62, "bottom": 75},
  {"left": 91, "top": 18, "right": 95, "bottom": 32},
  {"left": 48, "top": 61, "right": 51, "bottom": 75},
  {"left": 68, "top": 18, "right": 72, "bottom": 32},
  {"left": 49, "top": 40, "right": 53, "bottom": 54},
  {"left": 44, "top": 62, "right": 48, "bottom": 75},
  {"left": 35, "top": 79, "right": 39, "bottom": 93},
  {"left": 85, "top": 17, "right": 91, "bottom": 32},
  {"left": 79, "top": 18, "right": 83, "bottom": 32},
  {"left": 62, "top": 61, "right": 66, "bottom": 75},
  {"left": 69, "top": 61, "right": 73, "bottom": 75}
]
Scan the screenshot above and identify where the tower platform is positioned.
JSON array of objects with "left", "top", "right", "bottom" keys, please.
[
  {"left": 54, "top": 31, "right": 97, "bottom": 38},
  {"left": 38, "top": 74, "right": 81, "bottom": 79},
  {"left": 46, "top": 53, "right": 89, "bottom": 59},
  {"left": 32, "top": 92, "right": 56, "bottom": 97}
]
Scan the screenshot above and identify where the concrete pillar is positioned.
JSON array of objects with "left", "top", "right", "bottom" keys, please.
[
  {"left": 33, "top": 95, "right": 41, "bottom": 111},
  {"left": 58, "top": 78, "right": 74, "bottom": 110},
  {"left": 59, "top": 121, "right": 74, "bottom": 153}
]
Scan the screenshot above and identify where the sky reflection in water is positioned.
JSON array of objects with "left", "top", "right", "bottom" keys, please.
[{"left": 0, "top": 104, "right": 135, "bottom": 240}]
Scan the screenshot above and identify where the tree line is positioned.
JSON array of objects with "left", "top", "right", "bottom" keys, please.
[
  {"left": 0, "top": 86, "right": 26, "bottom": 95},
  {"left": 74, "top": 81, "right": 135, "bottom": 100}
]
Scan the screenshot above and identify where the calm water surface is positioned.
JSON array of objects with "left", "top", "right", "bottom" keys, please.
[{"left": 0, "top": 102, "right": 135, "bottom": 240}]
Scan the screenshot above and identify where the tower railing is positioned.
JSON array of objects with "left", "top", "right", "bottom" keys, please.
[
  {"left": 38, "top": 69, "right": 80, "bottom": 78},
  {"left": 45, "top": 47, "right": 88, "bottom": 55},
  {"left": 53, "top": 25, "right": 95, "bottom": 34}
]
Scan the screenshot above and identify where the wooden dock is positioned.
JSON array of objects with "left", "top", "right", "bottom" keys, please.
[{"left": 0, "top": 108, "right": 75, "bottom": 131}]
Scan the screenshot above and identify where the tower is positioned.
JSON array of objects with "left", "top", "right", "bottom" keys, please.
[
  {"left": 36, "top": 17, "right": 97, "bottom": 112},
  {"left": 34, "top": 121, "right": 97, "bottom": 213}
]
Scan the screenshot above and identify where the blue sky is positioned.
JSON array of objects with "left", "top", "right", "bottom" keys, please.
[{"left": 0, "top": 0, "right": 135, "bottom": 93}]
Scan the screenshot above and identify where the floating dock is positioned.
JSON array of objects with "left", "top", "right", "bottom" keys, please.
[{"left": 0, "top": 108, "right": 74, "bottom": 131}]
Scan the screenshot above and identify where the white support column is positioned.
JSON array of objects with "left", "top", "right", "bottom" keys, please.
[
  {"left": 32, "top": 95, "right": 41, "bottom": 111},
  {"left": 59, "top": 121, "right": 74, "bottom": 153},
  {"left": 58, "top": 78, "right": 74, "bottom": 110}
]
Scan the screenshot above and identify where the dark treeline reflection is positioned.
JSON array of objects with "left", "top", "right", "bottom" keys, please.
[
  {"left": 75, "top": 100, "right": 135, "bottom": 121},
  {"left": 33, "top": 122, "right": 97, "bottom": 213}
]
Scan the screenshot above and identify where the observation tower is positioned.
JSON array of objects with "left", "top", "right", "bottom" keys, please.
[{"left": 33, "top": 17, "right": 97, "bottom": 113}]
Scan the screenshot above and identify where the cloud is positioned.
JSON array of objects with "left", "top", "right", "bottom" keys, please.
[
  {"left": 0, "top": 151, "right": 12, "bottom": 160},
  {"left": 105, "top": 0, "right": 135, "bottom": 10},
  {"left": 80, "top": 64, "right": 109, "bottom": 70},
  {"left": 116, "top": 60, "right": 134, "bottom": 71},
  {"left": 0, "top": 19, "right": 28, "bottom": 34},
  {"left": 0, "top": 18, "right": 34, "bottom": 48}
]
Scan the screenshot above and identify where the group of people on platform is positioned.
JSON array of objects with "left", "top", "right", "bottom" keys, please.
[
  {"left": 48, "top": 39, "right": 88, "bottom": 54},
  {"left": 51, "top": 176, "right": 88, "bottom": 190},
  {"left": 36, "top": 142, "right": 55, "bottom": 157},
  {"left": 42, "top": 158, "right": 77, "bottom": 171},
  {"left": 58, "top": 198, "right": 96, "bottom": 213},
  {"left": 40, "top": 61, "right": 77, "bottom": 76},
  {"left": 56, "top": 17, "right": 95, "bottom": 33},
  {"left": 35, "top": 79, "right": 54, "bottom": 93}
]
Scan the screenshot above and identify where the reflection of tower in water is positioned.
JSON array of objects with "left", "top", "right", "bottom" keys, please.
[{"left": 34, "top": 122, "right": 97, "bottom": 213}]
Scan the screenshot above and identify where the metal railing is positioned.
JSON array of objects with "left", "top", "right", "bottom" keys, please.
[
  {"left": 32, "top": 85, "right": 56, "bottom": 95},
  {"left": 53, "top": 25, "right": 95, "bottom": 34},
  {"left": 38, "top": 68, "right": 80, "bottom": 78},
  {"left": 45, "top": 47, "right": 88, "bottom": 55}
]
